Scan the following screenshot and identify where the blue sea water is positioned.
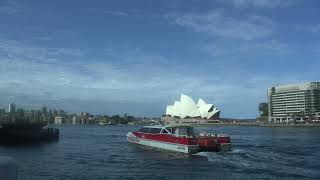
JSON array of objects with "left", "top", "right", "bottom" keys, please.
[{"left": 0, "top": 125, "right": 320, "bottom": 180}]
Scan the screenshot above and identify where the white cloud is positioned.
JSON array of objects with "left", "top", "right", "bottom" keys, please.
[
  {"left": 310, "top": 24, "right": 320, "bottom": 33},
  {"left": 0, "top": 0, "right": 18, "bottom": 15},
  {"left": 169, "top": 11, "right": 274, "bottom": 40},
  {"left": 0, "top": 6, "right": 17, "bottom": 14},
  {"left": 218, "top": 0, "right": 296, "bottom": 8},
  {"left": 301, "top": 24, "right": 320, "bottom": 33},
  {"left": 0, "top": 38, "right": 227, "bottom": 104},
  {"left": 0, "top": 39, "right": 242, "bottom": 115},
  {"left": 0, "top": 39, "right": 84, "bottom": 63},
  {"left": 204, "top": 39, "right": 291, "bottom": 59},
  {"left": 103, "top": 10, "right": 129, "bottom": 16},
  {"left": 0, "top": 37, "right": 309, "bottom": 118},
  {"left": 166, "top": 9, "right": 293, "bottom": 61}
]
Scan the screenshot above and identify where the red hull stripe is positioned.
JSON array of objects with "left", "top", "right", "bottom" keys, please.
[{"left": 133, "top": 132, "right": 198, "bottom": 145}]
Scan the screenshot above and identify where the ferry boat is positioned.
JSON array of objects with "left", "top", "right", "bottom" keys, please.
[{"left": 127, "top": 125, "right": 231, "bottom": 154}]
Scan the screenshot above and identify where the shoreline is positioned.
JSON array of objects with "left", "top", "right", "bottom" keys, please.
[{"left": 193, "top": 122, "right": 320, "bottom": 128}]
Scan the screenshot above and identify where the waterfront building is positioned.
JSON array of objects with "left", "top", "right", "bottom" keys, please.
[
  {"left": 34, "top": 110, "right": 42, "bottom": 122},
  {"left": 72, "top": 116, "right": 77, "bottom": 125},
  {"left": 163, "top": 94, "right": 220, "bottom": 124},
  {"left": 8, "top": 103, "right": 16, "bottom": 114},
  {"left": 16, "top": 108, "right": 25, "bottom": 119},
  {"left": 0, "top": 109, "right": 5, "bottom": 115},
  {"left": 54, "top": 117, "right": 63, "bottom": 124},
  {"left": 268, "top": 81, "right": 320, "bottom": 123}
]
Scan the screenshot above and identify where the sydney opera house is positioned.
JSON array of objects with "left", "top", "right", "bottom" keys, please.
[{"left": 163, "top": 94, "right": 220, "bottom": 124}]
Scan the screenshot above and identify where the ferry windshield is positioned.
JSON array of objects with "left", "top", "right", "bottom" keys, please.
[
  {"left": 166, "top": 127, "right": 195, "bottom": 136},
  {"left": 177, "top": 127, "right": 195, "bottom": 136}
]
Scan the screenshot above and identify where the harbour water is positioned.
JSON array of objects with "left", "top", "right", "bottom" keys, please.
[{"left": 0, "top": 125, "right": 320, "bottom": 180}]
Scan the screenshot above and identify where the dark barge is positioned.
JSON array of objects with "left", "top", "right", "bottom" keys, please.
[{"left": 0, "top": 121, "right": 59, "bottom": 143}]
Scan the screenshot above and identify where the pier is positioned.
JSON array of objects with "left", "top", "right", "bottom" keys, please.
[{"left": 0, "top": 121, "right": 59, "bottom": 143}]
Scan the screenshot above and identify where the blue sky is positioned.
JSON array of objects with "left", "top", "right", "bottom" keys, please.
[{"left": 0, "top": 0, "right": 319, "bottom": 118}]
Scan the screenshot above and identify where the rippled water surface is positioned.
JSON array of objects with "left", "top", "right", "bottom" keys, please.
[{"left": 1, "top": 125, "right": 320, "bottom": 180}]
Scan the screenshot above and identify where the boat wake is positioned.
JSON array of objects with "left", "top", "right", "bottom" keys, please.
[
  {"left": 196, "top": 148, "right": 285, "bottom": 166},
  {"left": 195, "top": 148, "right": 320, "bottom": 178},
  {"left": 195, "top": 149, "right": 252, "bottom": 167}
]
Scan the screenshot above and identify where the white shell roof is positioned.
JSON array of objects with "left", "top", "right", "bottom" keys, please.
[{"left": 165, "top": 94, "right": 220, "bottom": 119}]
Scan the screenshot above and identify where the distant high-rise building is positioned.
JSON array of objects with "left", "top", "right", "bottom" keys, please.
[
  {"left": 0, "top": 109, "right": 5, "bottom": 115},
  {"left": 268, "top": 81, "right": 320, "bottom": 123},
  {"left": 42, "top": 106, "right": 48, "bottom": 116},
  {"left": 53, "top": 109, "right": 58, "bottom": 116},
  {"left": 59, "top": 109, "right": 65, "bottom": 116},
  {"left": 31, "top": 110, "right": 36, "bottom": 118},
  {"left": 48, "top": 109, "right": 53, "bottom": 117},
  {"left": 8, "top": 103, "right": 16, "bottom": 113},
  {"left": 34, "top": 110, "right": 42, "bottom": 122}
]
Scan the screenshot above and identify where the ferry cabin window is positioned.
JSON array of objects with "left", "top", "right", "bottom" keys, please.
[
  {"left": 176, "top": 127, "right": 195, "bottom": 136},
  {"left": 161, "top": 129, "right": 169, "bottom": 134},
  {"left": 177, "top": 127, "right": 188, "bottom": 136},
  {"left": 149, "top": 128, "right": 161, "bottom": 134},
  {"left": 187, "top": 127, "right": 196, "bottom": 136},
  {"left": 139, "top": 128, "right": 150, "bottom": 133},
  {"left": 166, "top": 127, "right": 178, "bottom": 134}
]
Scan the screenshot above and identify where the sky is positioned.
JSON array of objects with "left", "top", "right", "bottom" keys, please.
[{"left": 0, "top": 0, "right": 320, "bottom": 118}]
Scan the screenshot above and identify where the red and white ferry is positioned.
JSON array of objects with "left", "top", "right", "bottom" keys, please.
[{"left": 127, "top": 125, "right": 231, "bottom": 154}]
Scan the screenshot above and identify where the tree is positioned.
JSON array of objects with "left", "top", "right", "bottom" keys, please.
[
  {"left": 307, "top": 113, "right": 314, "bottom": 124},
  {"left": 259, "top": 102, "right": 268, "bottom": 117}
]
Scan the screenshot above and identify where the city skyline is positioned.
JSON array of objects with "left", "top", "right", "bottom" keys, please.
[{"left": 1, "top": 0, "right": 320, "bottom": 118}]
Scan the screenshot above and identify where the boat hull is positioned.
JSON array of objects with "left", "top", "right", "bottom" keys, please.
[
  {"left": 127, "top": 132, "right": 199, "bottom": 154},
  {"left": 198, "top": 135, "right": 231, "bottom": 152}
]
